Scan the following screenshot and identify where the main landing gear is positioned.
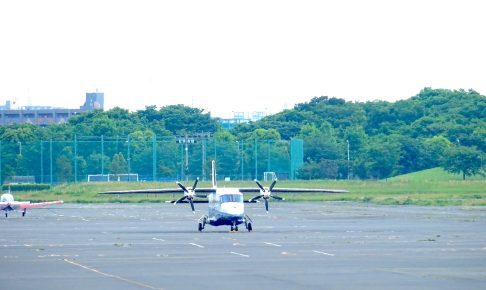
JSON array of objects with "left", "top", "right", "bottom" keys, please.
[
  {"left": 244, "top": 215, "right": 253, "bottom": 232},
  {"left": 198, "top": 215, "right": 208, "bottom": 232},
  {"left": 197, "top": 215, "right": 253, "bottom": 232}
]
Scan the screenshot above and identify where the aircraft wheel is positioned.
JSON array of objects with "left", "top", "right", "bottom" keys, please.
[
  {"left": 198, "top": 222, "right": 203, "bottom": 232},
  {"left": 247, "top": 223, "right": 252, "bottom": 232},
  {"left": 5, "top": 212, "right": 7, "bottom": 218},
  {"left": 235, "top": 226, "right": 238, "bottom": 231},
  {"left": 230, "top": 226, "right": 234, "bottom": 231},
  {"left": 22, "top": 211, "right": 26, "bottom": 217}
]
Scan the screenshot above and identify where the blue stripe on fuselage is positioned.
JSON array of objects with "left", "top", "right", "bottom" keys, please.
[{"left": 208, "top": 209, "right": 244, "bottom": 226}]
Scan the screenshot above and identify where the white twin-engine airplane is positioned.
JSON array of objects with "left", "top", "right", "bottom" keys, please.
[
  {"left": 101, "top": 161, "right": 348, "bottom": 232},
  {"left": 0, "top": 190, "right": 64, "bottom": 218}
]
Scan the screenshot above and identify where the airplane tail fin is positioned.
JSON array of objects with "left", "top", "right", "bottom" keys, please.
[{"left": 211, "top": 160, "right": 217, "bottom": 188}]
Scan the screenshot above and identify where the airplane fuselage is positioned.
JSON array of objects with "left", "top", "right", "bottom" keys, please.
[
  {"left": 1, "top": 192, "right": 63, "bottom": 218},
  {"left": 0, "top": 193, "right": 27, "bottom": 212},
  {"left": 207, "top": 188, "right": 245, "bottom": 227}
]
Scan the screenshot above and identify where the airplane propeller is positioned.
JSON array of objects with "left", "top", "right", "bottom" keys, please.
[
  {"left": 176, "top": 178, "right": 199, "bottom": 213},
  {"left": 249, "top": 180, "right": 284, "bottom": 212}
]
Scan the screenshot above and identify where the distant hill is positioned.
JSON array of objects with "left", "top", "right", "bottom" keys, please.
[{"left": 231, "top": 88, "right": 485, "bottom": 180}]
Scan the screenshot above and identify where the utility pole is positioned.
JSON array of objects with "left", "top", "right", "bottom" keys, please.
[
  {"left": 176, "top": 132, "right": 210, "bottom": 181},
  {"left": 176, "top": 133, "right": 194, "bottom": 182}
]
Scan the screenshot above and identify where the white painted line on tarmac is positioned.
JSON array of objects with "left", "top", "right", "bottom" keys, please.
[
  {"left": 230, "top": 251, "right": 250, "bottom": 258},
  {"left": 264, "top": 242, "right": 282, "bottom": 247},
  {"left": 313, "top": 250, "right": 335, "bottom": 256},
  {"left": 152, "top": 238, "right": 165, "bottom": 242},
  {"left": 189, "top": 243, "right": 205, "bottom": 248},
  {"left": 63, "top": 259, "right": 164, "bottom": 290}
]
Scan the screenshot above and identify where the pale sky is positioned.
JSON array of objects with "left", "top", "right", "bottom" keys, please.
[{"left": 1, "top": 0, "right": 485, "bottom": 118}]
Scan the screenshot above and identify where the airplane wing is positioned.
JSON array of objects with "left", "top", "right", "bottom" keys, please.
[
  {"left": 165, "top": 200, "right": 209, "bottom": 204},
  {"left": 100, "top": 185, "right": 216, "bottom": 213},
  {"left": 100, "top": 188, "right": 216, "bottom": 196},
  {"left": 240, "top": 181, "right": 349, "bottom": 212},
  {"left": 268, "top": 188, "right": 348, "bottom": 193},
  {"left": 238, "top": 188, "right": 349, "bottom": 193},
  {"left": 20, "top": 200, "right": 64, "bottom": 209}
]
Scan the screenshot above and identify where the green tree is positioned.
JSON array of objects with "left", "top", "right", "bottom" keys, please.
[
  {"left": 109, "top": 152, "right": 128, "bottom": 175},
  {"left": 423, "top": 135, "right": 453, "bottom": 167},
  {"left": 56, "top": 155, "right": 73, "bottom": 183},
  {"left": 442, "top": 146, "right": 483, "bottom": 180},
  {"left": 362, "top": 136, "right": 401, "bottom": 179}
]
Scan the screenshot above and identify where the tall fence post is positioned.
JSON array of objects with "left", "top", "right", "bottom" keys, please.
[
  {"left": 240, "top": 139, "right": 245, "bottom": 180},
  {"left": 101, "top": 135, "right": 104, "bottom": 175},
  {"left": 152, "top": 134, "right": 157, "bottom": 181},
  {"left": 180, "top": 142, "right": 183, "bottom": 180},
  {"left": 267, "top": 140, "right": 271, "bottom": 172},
  {"left": 254, "top": 139, "right": 258, "bottom": 180},
  {"left": 127, "top": 135, "right": 131, "bottom": 181},
  {"left": 50, "top": 139, "right": 53, "bottom": 185},
  {"left": 74, "top": 135, "right": 78, "bottom": 183},
  {"left": 202, "top": 139, "right": 206, "bottom": 181},
  {"left": 40, "top": 141, "right": 43, "bottom": 183}
]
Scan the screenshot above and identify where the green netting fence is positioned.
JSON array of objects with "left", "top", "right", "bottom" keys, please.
[{"left": 0, "top": 137, "right": 304, "bottom": 184}]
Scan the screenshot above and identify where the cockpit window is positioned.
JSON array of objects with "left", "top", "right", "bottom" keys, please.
[{"left": 220, "top": 194, "right": 243, "bottom": 203}]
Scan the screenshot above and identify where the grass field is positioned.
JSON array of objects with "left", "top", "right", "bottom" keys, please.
[{"left": 9, "top": 168, "right": 486, "bottom": 206}]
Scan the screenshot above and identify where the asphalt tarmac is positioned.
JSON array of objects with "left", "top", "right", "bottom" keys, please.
[{"left": 1, "top": 202, "right": 486, "bottom": 290}]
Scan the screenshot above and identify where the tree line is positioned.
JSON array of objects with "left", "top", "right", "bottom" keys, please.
[
  {"left": 0, "top": 88, "right": 484, "bottom": 181},
  {"left": 234, "top": 87, "right": 484, "bottom": 180}
]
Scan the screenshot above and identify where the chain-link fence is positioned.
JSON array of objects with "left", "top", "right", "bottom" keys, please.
[{"left": 0, "top": 137, "right": 304, "bottom": 184}]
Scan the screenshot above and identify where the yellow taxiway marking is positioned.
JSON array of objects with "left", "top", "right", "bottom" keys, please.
[{"left": 63, "top": 259, "right": 164, "bottom": 290}]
